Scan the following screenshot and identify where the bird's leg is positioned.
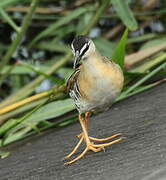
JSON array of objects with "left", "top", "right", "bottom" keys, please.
[
  {"left": 64, "top": 114, "right": 87, "bottom": 161},
  {"left": 64, "top": 113, "right": 125, "bottom": 165},
  {"left": 64, "top": 114, "right": 101, "bottom": 165},
  {"left": 77, "top": 112, "right": 91, "bottom": 139},
  {"left": 85, "top": 111, "right": 91, "bottom": 130},
  {"left": 78, "top": 112, "right": 122, "bottom": 143}
]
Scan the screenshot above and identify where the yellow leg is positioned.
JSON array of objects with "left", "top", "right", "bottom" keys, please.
[
  {"left": 64, "top": 114, "right": 87, "bottom": 161},
  {"left": 64, "top": 113, "right": 125, "bottom": 165},
  {"left": 65, "top": 112, "right": 99, "bottom": 161},
  {"left": 85, "top": 112, "right": 91, "bottom": 130},
  {"left": 64, "top": 114, "right": 101, "bottom": 165},
  {"left": 77, "top": 112, "right": 121, "bottom": 142},
  {"left": 76, "top": 112, "right": 91, "bottom": 138}
]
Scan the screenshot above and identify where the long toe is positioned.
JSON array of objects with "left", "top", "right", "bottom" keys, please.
[
  {"left": 64, "top": 147, "right": 89, "bottom": 165},
  {"left": 63, "top": 136, "right": 84, "bottom": 160},
  {"left": 93, "top": 137, "right": 126, "bottom": 148},
  {"left": 89, "top": 133, "right": 122, "bottom": 142}
]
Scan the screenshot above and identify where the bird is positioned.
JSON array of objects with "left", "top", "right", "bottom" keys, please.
[{"left": 64, "top": 35, "right": 124, "bottom": 165}]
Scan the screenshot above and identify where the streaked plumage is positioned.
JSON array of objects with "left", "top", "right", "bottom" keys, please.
[
  {"left": 67, "top": 42, "right": 124, "bottom": 114},
  {"left": 64, "top": 35, "right": 124, "bottom": 165}
]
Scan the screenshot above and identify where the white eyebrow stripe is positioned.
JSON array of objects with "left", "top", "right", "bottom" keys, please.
[
  {"left": 80, "top": 44, "right": 88, "bottom": 55},
  {"left": 71, "top": 43, "right": 74, "bottom": 51}
]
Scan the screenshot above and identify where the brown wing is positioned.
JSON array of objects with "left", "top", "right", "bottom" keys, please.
[
  {"left": 66, "top": 68, "right": 80, "bottom": 93},
  {"left": 102, "top": 56, "right": 114, "bottom": 64}
]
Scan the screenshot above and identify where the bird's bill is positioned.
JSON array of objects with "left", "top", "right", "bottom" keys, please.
[{"left": 73, "top": 51, "right": 81, "bottom": 69}]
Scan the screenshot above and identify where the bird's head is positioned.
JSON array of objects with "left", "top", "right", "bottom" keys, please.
[{"left": 71, "top": 35, "right": 95, "bottom": 69}]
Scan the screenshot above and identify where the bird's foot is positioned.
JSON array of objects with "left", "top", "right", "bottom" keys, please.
[
  {"left": 64, "top": 133, "right": 125, "bottom": 165},
  {"left": 64, "top": 141, "right": 102, "bottom": 165}
]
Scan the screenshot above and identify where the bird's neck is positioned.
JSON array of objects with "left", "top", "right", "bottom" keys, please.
[{"left": 83, "top": 51, "right": 103, "bottom": 68}]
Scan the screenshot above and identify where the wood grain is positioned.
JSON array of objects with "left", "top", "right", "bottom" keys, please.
[{"left": 0, "top": 83, "right": 166, "bottom": 180}]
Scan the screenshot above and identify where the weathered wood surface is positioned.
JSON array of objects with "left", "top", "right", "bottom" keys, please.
[{"left": 0, "top": 83, "right": 166, "bottom": 180}]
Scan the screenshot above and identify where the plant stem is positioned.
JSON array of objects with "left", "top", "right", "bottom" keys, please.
[
  {"left": 0, "top": 85, "right": 66, "bottom": 116},
  {"left": 18, "top": 61, "right": 63, "bottom": 84},
  {"left": 0, "top": 98, "right": 48, "bottom": 124},
  {"left": 125, "top": 43, "right": 166, "bottom": 70},
  {"left": 82, "top": 0, "right": 110, "bottom": 35},
  {"left": 0, "top": 0, "right": 38, "bottom": 71},
  {"left": 0, "top": 91, "right": 52, "bottom": 115},
  {"left": 116, "top": 78, "right": 166, "bottom": 102},
  {"left": 0, "top": 8, "right": 19, "bottom": 32},
  {"left": 122, "top": 61, "right": 166, "bottom": 96},
  {"left": 130, "top": 52, "right": 166, "bottom": 73}
]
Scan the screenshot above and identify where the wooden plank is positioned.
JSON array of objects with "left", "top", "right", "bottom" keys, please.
[{"left": 0, "top": 83, "right": 166, "bottom": 180}]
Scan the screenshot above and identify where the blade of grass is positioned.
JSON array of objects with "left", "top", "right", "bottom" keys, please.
[
  {"left": 128, "top": 33, "right": 157, "bottom": 44},
  {"left": 122, "top": 61, "right": 166, "bottom": 96},
  {"left": 0, "top": 150, "right": 10, "bottom": 159},
  {"left": 140, "top": 37, "right": 166, "bottom": 50},
  {"left": 18, "top": 61, "right": 63, "bottom": 84},
  {"left": 0, "top": 8, "right": 19, "bottom": 32},
  {"left": 116, "top": 78, "right": 166, "bottom": 102},
  {"left": 82, "top": 0, "right": 110, "bottom": 35},
  {"left": 1, "top": 126, "right": 32, "bottom": 146},
  {"left": 35, "top": 42, "right": 70, "bottom": 53},
  {"left": 0, "top": 0, "right": 38, "bottom": 71},
  {"left": 0, "top": 0, "right": 25, "bottom": 8},
  {"left": 130, "top": 52, "right": 166, "bottom": 73},
  {"left": 0, "top": 64, "right": 73, "bottom": 82},
  {"left": 0, "top": 84, "right": 66, "bottom": 116},
  {"left": 0, "top": 63, "right": 18, "bottom": 86},
  {"left": 18, "top": 98, "right": 75, "bottom": 125},
  {"left": 0, "top": 97, "right": 48, "bottom": 123},
  {"left": 112, "top": 29, "right": 128, "bottom": 70},
  {"left": 124, "top": 71, "right": 166, "bottom": 78},
  {"left": 111, "top": 0, "right": 138, "bottom": 30},
  {"left": 125, "top": 43, "right": 166, "bottom": 70}
]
